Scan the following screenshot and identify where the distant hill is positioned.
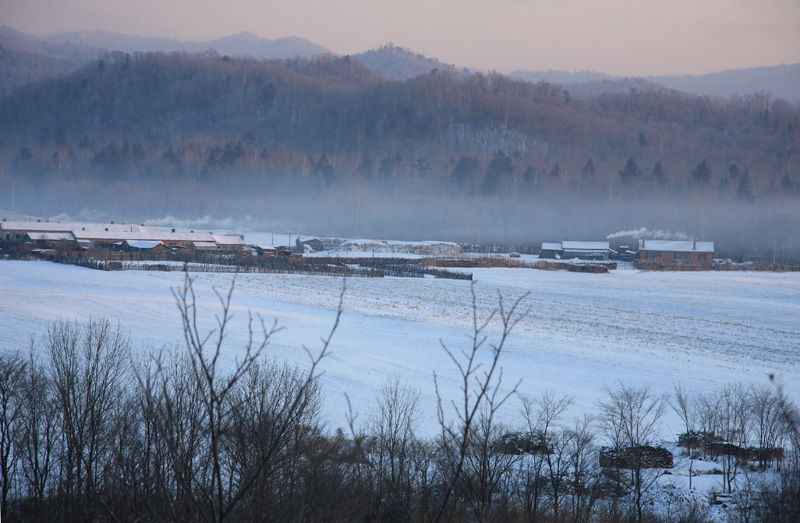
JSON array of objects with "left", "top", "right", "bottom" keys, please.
[
  {"left": 510, "top": 70, "right": 678, "bottom": 100},
  {"left": 511, "top": 64, "right": 800, "bottom": 103},
  {"left": 3, "top": 50, "right": 795, "bottom": 195},
  {"left": 0, "top": 46, "right": 79, "bottom": 92},
  {"left": 354, "top": 44, "right": 459, "bottom": 81},
  {"left": 0, "top": 25, "right": 104, "bottom": 62},
  {"left": 1, "top": 50, "right": 797, "bottom": 249},
  {"left": 0, "top": 26, "right": 335, "bottom": 90},
  {"left": 650, "top": 64, "right": 800, "bottom": 103},
  {"left": 564, "top": 78, "right": 684, "bottom": 101},
  {"left": 43, "top": 30, "right": 332, "bottom": 60},
  {"left": 0, "top": 25, "right": 103, "bottom": 90},
  {"left": 5, "top": 24, "right": 798, "bottom": 101},
  {"left": 510, "top": 69, "right": 614, "bottom": 85}
]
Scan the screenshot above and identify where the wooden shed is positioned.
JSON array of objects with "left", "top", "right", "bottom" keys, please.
[{"left": 296, "top": 236, "right": 324, "bottom": 253}]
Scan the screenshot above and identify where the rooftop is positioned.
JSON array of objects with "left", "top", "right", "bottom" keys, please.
[{"left": 638, "top": 239, "right": 714, "bottom": 253}]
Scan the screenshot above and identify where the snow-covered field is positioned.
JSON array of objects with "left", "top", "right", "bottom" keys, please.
[{"left": 1, "top": 260, "right": 798, "bottom": 443}]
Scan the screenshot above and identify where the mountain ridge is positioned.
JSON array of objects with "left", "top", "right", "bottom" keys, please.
[
  {"left": 42, "top": 29, "right": 333, "bottom": 60},
  {"left": 2, "top": 25, "right": 798, "bottom": 102},
  {"left": 511, "top": 64, "right": 800, "bottom": 102}
]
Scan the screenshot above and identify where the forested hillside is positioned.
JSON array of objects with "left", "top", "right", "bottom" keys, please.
[{"left": 1, "top": 51, "right": 798, "bottom": 251}]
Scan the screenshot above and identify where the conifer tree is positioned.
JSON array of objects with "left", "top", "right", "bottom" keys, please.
[
  {"left": 735, "top": 169, "right": 756, "bottom": 204},
  {"left": 691, "top": 159, "right": 712, "bottom": 185},
  {"left": 619, "top": 157, "right": 641, "bottom": 184}
]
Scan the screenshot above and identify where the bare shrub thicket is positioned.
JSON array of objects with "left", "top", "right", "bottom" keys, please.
[{"left": 0, "top": 279, "right": 797, "bottom": 522}]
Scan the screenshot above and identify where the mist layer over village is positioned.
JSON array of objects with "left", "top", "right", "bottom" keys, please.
[{"left": 1, "top": 1, "right": 799, "bottom": 522}]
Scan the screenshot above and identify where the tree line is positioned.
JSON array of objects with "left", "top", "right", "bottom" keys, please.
[
  {"left": 1, "top": 50, "right": 798, "bottom": 204},
  {"left": 0, "top": 279, "right": 798, "bottom": 522}
]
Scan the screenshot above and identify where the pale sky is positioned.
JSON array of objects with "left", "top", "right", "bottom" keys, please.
[{"left": 3, "top": 0, "right": 799, "bottom": 76}]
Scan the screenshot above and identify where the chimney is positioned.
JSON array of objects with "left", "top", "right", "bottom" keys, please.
[
  {"left": 642, "top": 238, "right": 645, "bottom": 248},
  {"left": 693, "top": 239, "right": 697, "bottom": 250},
  {"left": 172, "top": 228, "right": 176, "bottom": 233},
  {"left": 111, "top": 221, "right": 115, "bottom": 224}
]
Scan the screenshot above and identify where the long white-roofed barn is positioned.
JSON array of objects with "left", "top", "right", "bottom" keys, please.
[
  {"left": 562, "top": 241, "right": 610, "bottom": 260},
  {"left": 0, "top": 220, "right": 244, "bottom": 252}
]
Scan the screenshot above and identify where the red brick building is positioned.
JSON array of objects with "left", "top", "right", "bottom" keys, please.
[{"left": 637, "top": 239, "right": 714, "bottom": 265}]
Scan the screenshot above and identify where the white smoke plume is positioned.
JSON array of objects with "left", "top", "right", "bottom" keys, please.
[
  {"left": 48, "top": 208, "right": 111, "bottom": 223},
  {"left": 143, "top": 214, "right": 235, "bottom": 230},
  {"left": 606, "top": 228, "right": 692, "bottom": 240}
]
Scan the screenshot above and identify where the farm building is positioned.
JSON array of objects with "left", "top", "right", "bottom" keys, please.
[
  {"left": 115, "top": 240, "right": 170, "bottom": 254},
  {"left": 212, "top": 234, "right": 245, "bottom": 251},
  {"left": 637, "top": 239, "right": 714, "bottom": 264},
  {"left": 296, "top": 236, "right": 324, "bottom": 253},
  {"left": 562, "top": 241, "right": 610, "bottom": 260},
  {"left": 539, "top": 242, "right": 564, "bottom": 259},
  {"left": 23, "top": 232, "right": 75, "bottom": 250},
  {"left": 0, "top": 220, "right": 244, "bottom": 252},
  {"left": 1, "top": 220, "right": 160, "bottom": 247},
  {"left": 540, "top": 241, "right": 610, "bottom": 260}
]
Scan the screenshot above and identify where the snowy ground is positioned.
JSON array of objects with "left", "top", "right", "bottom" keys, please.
[{"left": 1, "top": 260, "right": 798, "bottom": 445}]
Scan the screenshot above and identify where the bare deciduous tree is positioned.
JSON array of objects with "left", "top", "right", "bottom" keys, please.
[
  {"left": 748, "top": 383, "right": 784, "bottom": 470},
  {"left": 519, "top": 391, "right": 572, "bottom": 520},
  {"left": 15, "top": 347, "right": 58, "bottom": 517},
  {"left": 598, "top": 384, "right": 668, "bottom": 523},
  {"left": 167, "top": 274, "right": 343, "bottom": 522},
  {"left": 673, "top": 383, "right": 698, "bottom": 489},
  {"left": 359, "top": 378, "right": 422, "bottom": 521},
  {"left": 715, "top": 384, "right": 750, "bottom": 494},
  {"left": 46, "top": 318, "right": 130, "bottom": 521},
  {"left": 433, "top": 283, "right": 530, "bottom": 522},
  {"left": 0, "top": 351, "right": 26, "bottom": 520}
]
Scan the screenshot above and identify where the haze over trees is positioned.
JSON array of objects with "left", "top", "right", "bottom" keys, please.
[{"left": 0, "top": 49, "right": 799, "bottom": 257}]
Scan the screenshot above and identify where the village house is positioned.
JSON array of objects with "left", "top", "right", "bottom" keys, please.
[{"left": 637, "top": 239, "right": 714, "bottom": 264}]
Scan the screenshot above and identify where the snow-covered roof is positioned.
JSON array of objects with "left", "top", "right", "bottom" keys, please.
[
  {"left": 72, "top": 231, "right": 216, "bottom": 242},
  {"left": 212, "top": 234, "right": 245, "bottom": 246},
  {"left": 1, "top": 221, "right": 160, "bottom": 234},
  {"left": 541, "top": 242, "right": 563, "bottom": 251},
  {"left": 562, "top": 241, "right": 609, "bottom": 251},
  {"left": 0, "top": 221, "right": 248, "bottom": 247},
  {"left": 124, "top": 241, "right": 165, "bottom": 250},
  {"left": 297, "top": 236, "right": 321, "bottom": 243},
  {"left": 192, "top": 241, "right": 218, "bottom": 249},
  {"left": 638, "top": 240, "right": 714, "bottom": 253},
  {"left": 24, "top": 232, "right": 74, "bottom": 241}
]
